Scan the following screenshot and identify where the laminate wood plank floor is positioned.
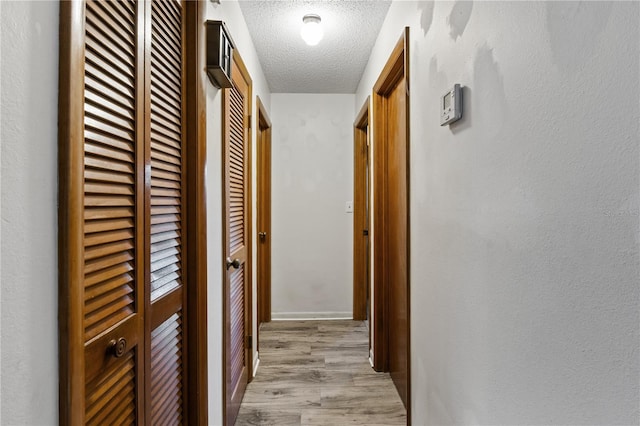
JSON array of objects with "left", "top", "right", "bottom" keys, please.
[{"left": 235, "top": 320, "right": 406, "bottom": 426}]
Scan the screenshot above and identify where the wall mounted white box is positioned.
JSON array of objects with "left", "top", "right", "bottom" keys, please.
[{"left": 440, "top": 84, "right": 462, "bottom": 126}]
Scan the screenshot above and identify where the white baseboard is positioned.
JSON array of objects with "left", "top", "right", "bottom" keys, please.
[
  {"left": 253, "top": 354, "right": 260, "bottom": 377},
  {"left": 271, "top": 311, "right": 352, "bottom": 321}
]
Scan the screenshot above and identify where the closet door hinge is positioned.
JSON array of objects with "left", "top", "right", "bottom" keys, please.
[{"left": 247, "top": 335, "right": 253, "bottom": 349}]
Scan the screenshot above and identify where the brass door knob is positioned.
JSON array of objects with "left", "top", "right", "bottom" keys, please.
[
  {"left": 226, "top": 257, "right": 241, "bottom": 270},
  {"left": 258, "top": 232, "right": 267, "bottom": 239}
]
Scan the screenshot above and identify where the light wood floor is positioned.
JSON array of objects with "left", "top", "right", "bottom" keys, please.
[{"left": 235, "top": 320, "right": 406, "bottom": 426}]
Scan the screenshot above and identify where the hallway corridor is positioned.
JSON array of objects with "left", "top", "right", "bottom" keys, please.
[{"left": 235, "top": 321, "right": 406, "bottom": 425}]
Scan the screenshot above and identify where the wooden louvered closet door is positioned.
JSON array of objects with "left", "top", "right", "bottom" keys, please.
[
  {"left": 223, "top": 53, "right": 252, "bottom": 426},
  {"left": 58, "top": 0, "right": 197, "bottom": 424}
]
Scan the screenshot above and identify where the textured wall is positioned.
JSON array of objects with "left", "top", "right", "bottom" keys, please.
[
  {"left": 205, "top": 1, "right": 272, "bottom": 423},
  {"left": 271, "top": 94, "right": 355, "bottom": 319},
  {"left": 1, "top": 1, "right": 59, "bottom": 423},
  {"left": 356, "top": 1, "right": 640, "bottom": 424}
]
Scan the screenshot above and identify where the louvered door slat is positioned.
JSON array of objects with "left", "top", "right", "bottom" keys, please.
[
  {"left": 86, "top": 6, "right": 135, "bottom": 45},
  {"left": 228, "top": 85, "right": 245, "bottom": 255},
  {"left": 230, "top": 264, "right": 245, "bottom": 388},
  {"left": 150, "top": 76, "right": 181, "bottom": 112},
  {"left": 152, "top": 169, "right": 182, "bottom": 184},
  {"left": 99, "top": 0, "right": 136, "bottom": 28},
  {"left": 151, "top": 116, "right": 182, "bottom": 140},
  {"left": 85, "top": 42, "right": 136, "bottom": 85},
  {"left": 83, "top": 45, "right": 134, "bottom": 88},
  {"left": 84, "top": 123, "right": 134, "bottom": 153},
  {"left": 85, "top": 351, "right": 135, "bottom": 425},
  {"left": 85, "top": 251, "right": 134, "bottom": 274},
  {"left": 85, "top": 6, "right": 135, "bottom": 57},
  {"left": 152, "top": 240, "right": 180, "bottom": 255},
  {"left": 85, "top": 74, "right": 135, "bottom": 107},
  {"left": 85, "top": 126, "right": 135, "bottom": 150},
  {"left": 104, "top": 0, "right": 135, "bottom": 24},
  {"left": 84, "top": 142, "right": 133, "bottom": 163},
  {"left": 84, "top": 261, "right": 133, "bottom": 287},
  {"left": 153, "top": 0, "right": 182, "bottom": 38},
  {"left": 151, "top": 147, "right": 181, "bottom": 167},
  {"left": 85, "top": 54, "right": 134, "bottom": 91},
  {"left": 150, "top": 312, "right": 183, "bottom": 425},
  {"left": 151, "top": 29, "right": 182, "bottom": 72},
  {"left": 151, "top": 95, "right": 182, "bottom": 125},
  {"left": 150, "top": 57, "right": 182, "bottom": 95},
  {"left": 83, "top": 33, "right": 134, "bottom": 81}
]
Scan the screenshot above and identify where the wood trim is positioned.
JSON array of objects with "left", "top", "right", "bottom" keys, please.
[
  {"left": 58, "top": 2, "right": 85, "bottom": 423},
  {"left": 257, "top": 96, "right": 272, "bottom": 128},
  {"left": 355, "top": 96, "right": 370, "bottom": 129},
  {"left": 142, "top": 0, "right": 153, "bottom": 422},
  {"left": 404, "top": 27, "right": 412, "bottom": 426},
  {"left": 221, "top": 60, "right": 228, "bottom": 426},
  {"left": 256, "top": 96, "right": 272, "bottom": 332},
  {"left": 372, "top": 32, "right": 406, "bottom": 96},
  {"left": 185, "top": 1, "right": 208, "bottom": 424},
  {"left": 180, "top": 1, "right": 190, "bottom": 422},
  {"left": 246, "top": 65, "right": 254, "bottom": 387},
  {"left": 372, "top": 28, "right": 407, "bottom": 371},
  {"left": 371, "top": 27, "right": 411, "bottom": 425},
  {"left": 353, "top": 97, "right": 370, "bottom": 321},
  {"left": 372, "top": 92, "right": 387, "bottom": 372}
]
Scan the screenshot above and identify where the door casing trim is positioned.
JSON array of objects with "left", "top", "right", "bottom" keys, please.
[
  {"left": 353, "top": 97, "right": 370, "bottom": 321},
  {"left": 184, "top": 2, "right": 209, "bottom": 424},
  {"left": 256, "top": 95, "right": 273, "bottom": 351}
]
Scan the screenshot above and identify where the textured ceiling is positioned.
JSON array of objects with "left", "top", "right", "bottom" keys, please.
[{"left": 237, "top": 0, "right": 392, "bottom": 93}]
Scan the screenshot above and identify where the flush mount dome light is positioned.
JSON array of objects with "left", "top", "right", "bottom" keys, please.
[{"left": 301, "top": 14, "right": 323, "bottom": 46}]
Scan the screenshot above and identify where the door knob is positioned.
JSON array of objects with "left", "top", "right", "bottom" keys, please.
[
  {"left": 226, "top": 257, "right": 240, "bottom": 270},
  {"left": 258, "top": 232, "right": 267, "bottom": 239},
  {"left": 109, "top": 337, "right": 127, "bottom": 358}
]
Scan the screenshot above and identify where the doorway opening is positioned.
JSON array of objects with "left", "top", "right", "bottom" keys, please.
[
  {"left": 256, "top": 95, "right": 273, "bottom": 352},
  {"left": 353, "top": 97, "right": 371, "bottom": 355}
]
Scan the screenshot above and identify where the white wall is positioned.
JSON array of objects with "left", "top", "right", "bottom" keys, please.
[
  {"left": 1, "top": 1, "right": 59, "bottom": 424},
  {"left": 357, "top": 1, "right": 639, "bottom": 424},
  {"left": 205, "top": 1, "right": 271, "bottom": 424},
  {"left": 270, "top": 94, "right": 355, "bottom": 319}
]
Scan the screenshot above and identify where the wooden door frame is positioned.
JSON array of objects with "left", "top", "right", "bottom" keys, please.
[
  {"left": 184, "top": 2, "right": 209, "bottom": 424},
  {"left": 353, "top": 97, "right": 370, "bottom": 321},
  {"left": 57, "top": 1, "right": 208, "bottom": 424},
  {"left": 221, "top": 49, "right": 253, "bottom": 426},
  {"left": 371, "top": 27, "right": 411, "bottom": 423},
  {"left": 256, "top": 96, "right": 272, "bottom": 334}
]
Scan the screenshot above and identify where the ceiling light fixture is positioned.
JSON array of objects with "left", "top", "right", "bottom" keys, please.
[{"left": 301, "top": 14, "right": 323, "bottom": 46}]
